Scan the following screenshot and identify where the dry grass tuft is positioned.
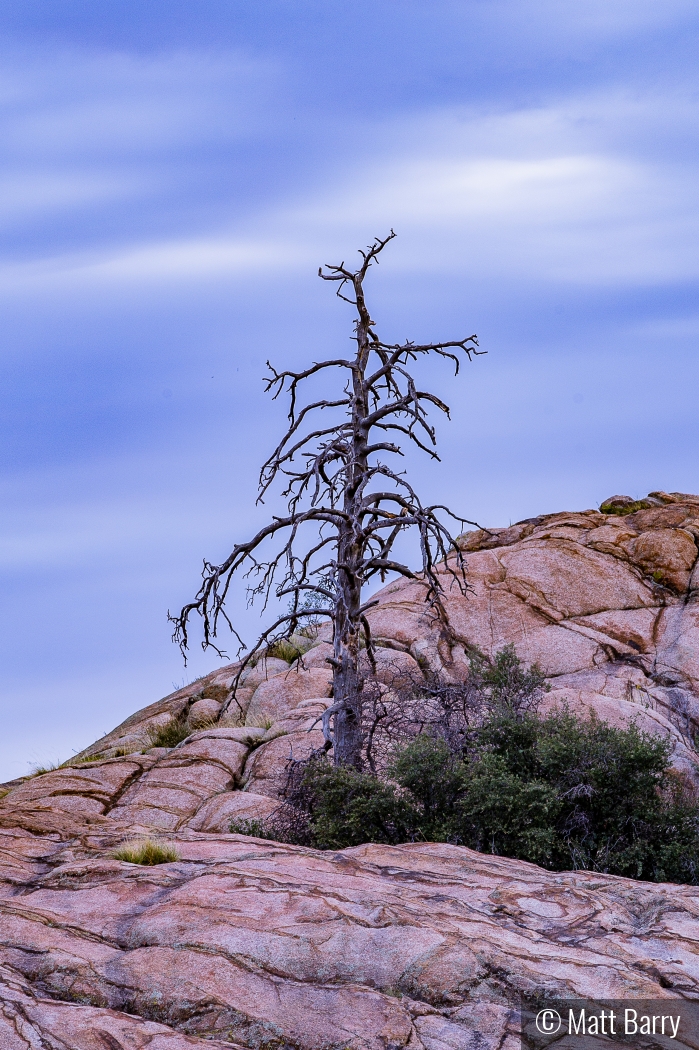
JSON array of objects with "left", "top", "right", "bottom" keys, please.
[
  {"left": 243, "top": 715, "right": 274, "bottom": 730},
  {"left": 198, "top": 683, "right": 229, "bottom": 702},
  {"left": 266, "top": 634, "right": 316, "bottom": 664},
  {"left": 186, "top": 715, "right": 219, "bottom": 732},
  {"left": 145, "top": 715, "right": 192, "bottom": 749},
  {"left": 31, "top": 752, "right": 111, "bottom": 773},
  {"left": 113, "top": 838, "right": 180, "bottom": 865},
  {"left": 29, "top": 759, "right": 66, "bottom": 777},
  {"left": 217, "top": 709, "right": 246, "bottom": 729},
  {"left": 114, "top": 745, "right": 139, "bottom": 757}
]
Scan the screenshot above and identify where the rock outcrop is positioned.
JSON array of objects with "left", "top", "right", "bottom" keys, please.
[
  {"left": 2, "top": 833, "right": 699, "bottom": 1050},
  {"left": 2, "top": 490, "right": 699, "bottom": 1048},
  {"left": 365, "top": 489, "right": 699, "bottom": 781}
]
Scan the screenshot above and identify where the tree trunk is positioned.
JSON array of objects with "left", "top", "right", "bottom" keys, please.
[{"left": 331, "top": 285, "right": 372, "bottom": 768}]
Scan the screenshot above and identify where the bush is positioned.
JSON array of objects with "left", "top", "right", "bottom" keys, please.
[
  {"left": 468, "top": 643, "right": 549, "bottom": 716},
  {"left": 301, "top": 762, "right": 416, "bottom": 850},
  {"left": 248, "top": 711, "right": 699, "bottom": 883},
  {"left": 389, "top": 735, "right": 560, "bottom": 866},
  {"left": 232, "top": 645, "right": 699, "bottom": 884},
  {"left": 113, "top": 839, "right": 179, "bottom": 865},
  {"left": 390, "top": 714, "right": 699, "bottom": 880}
]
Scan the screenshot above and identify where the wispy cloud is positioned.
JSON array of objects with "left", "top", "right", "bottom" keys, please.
[
  {"left": 0, "top": 44, "right": 282, "bottom": 258},
  {"left": 286, "top": 92, "right": 699, "bottom": 285},
  {"left": 0, "top": 235, "right": 306, "bottom": 294},
  {"left": 1, "top": 85, "right": 696, "bottom": 293},
  {"left": 0, "top": 172, "right": 146, "bottom": 223},
  {"left": 469, "top": 0, "right": 699, "bottom": 54},
  {"left": 0, "top": 47, "right": 277, "bottom": 153}
]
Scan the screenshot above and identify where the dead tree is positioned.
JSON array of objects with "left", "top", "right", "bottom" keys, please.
[{"left": 171, "top": 231, "right": 483, "bottom": 768}]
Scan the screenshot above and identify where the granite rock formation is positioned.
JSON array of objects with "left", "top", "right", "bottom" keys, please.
[{"left": 2, "top": 490, "right": 699, "bottom": 1048}]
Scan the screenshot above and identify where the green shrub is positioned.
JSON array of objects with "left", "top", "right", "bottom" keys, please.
[
  {"left": 389, "top": 735, "right": 560, "bottom": 866},
  {"left": 469, "top": 643, "right": 549, "bottom": 715},
  {"left": 113, "top": 839, "right": 179, "bottom": 865},
  {"left": 404, "top": 713, "right": 699, "bottom": 881},
  {"left": 242, "top": 711, "right": 699, "bottom": 884},
  {"left": 302, "top": 762, "right": 416, "bottom": 850},
  {"left": 230, "top": 644, "right": 699, "bottom": 884}
]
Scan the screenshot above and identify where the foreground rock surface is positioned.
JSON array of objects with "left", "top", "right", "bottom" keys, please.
[
  {"left": 1, "top": 829, "right": 698, "bottom": 1049},
  {"left": 2, "top": 490, "right": 699, "bottom": 1046}
]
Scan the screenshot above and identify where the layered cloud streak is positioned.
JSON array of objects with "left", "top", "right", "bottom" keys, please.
[{"left": 0, "top": 4, "right": 697, "bottom": 778}]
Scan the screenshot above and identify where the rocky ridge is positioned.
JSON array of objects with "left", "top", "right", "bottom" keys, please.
[{"left": 2, "top": 490, "right": 699, "bottom": 1048}]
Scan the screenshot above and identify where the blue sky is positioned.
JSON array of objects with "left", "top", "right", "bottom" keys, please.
[{"left": 1, "top": 1, "right": 698, "bottom": 779}]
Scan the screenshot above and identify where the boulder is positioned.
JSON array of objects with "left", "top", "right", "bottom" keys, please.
[
  {"left": 625, "top": 528, "right": 698, "bottom": 592},
  {"left": 296, "top": 640, "right": 334, "bottom": 669},
  {"left": 108, "top": 734, "right": 249, "bottom": 831},
  {"left": 188, "top": 697, "right": 222, "bottom": 726},
  {"left": 236, "top": 656, "right": 292, "bottom": 689},
  {"left": 360, "top": 645, "right": 424, "bottom": 690},
  {"left": 185, "top": 790, "right": 279, "bottom": 832},
  {"left": 219, "top": 656, "right": 293, "bottom": 719},
  {"left": 243, "top": 729, "right": 327, "bottom": 797},
  {"left": 259, "top": 700, "right": 330, "bottom": 739},
  {"left": 245, "top": 667, "right": 332, "bottom": 725}
]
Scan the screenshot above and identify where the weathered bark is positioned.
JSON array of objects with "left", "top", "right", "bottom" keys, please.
[
  {"left": 329, "top": 266, "right": 373, "bottom": 766},
  {"left": 172, "top": 232, "right": 483, "bottom": 768}
]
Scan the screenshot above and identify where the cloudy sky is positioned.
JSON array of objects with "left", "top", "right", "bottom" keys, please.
[{"left": 1, "top": 0, "right": 698, "bottom": 780}]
